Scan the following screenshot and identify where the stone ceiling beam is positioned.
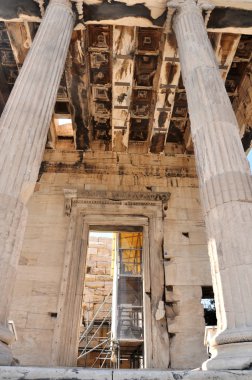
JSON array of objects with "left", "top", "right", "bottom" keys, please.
[
  {"left": 234, "top": 62, "right": 252, "bottom": 151},
  {"left": 112, "top": 26, "right": 136, "bottom": 152},
  {"left": 211, "top": 0, "right": 252, "bottom": 9},
  {"left": 184, "top": 32, "right": 241, "bottom": 154},
  {"left": 65, "top": 29, "right": 89, "bottom": 150},
  {"left": 0, "top": 22, "right": 19, "bottom": 117},
  {"left": 214, "top": 33, "right": 241, "bottom": 81},
  {"left": 150, "top": 31, "right": 180, "bottom": 154},
  {"left": 5, "top": 21, "right": 30, "bottom": 67},
  {"left": 127, "top": 27, "right": 163, "bottom": 154},
  {"left": 87, "top": 25, "right": 113, "bottom": 151},
  {"left": 0, "top": 65, "right": 9, "bottom": 116}
]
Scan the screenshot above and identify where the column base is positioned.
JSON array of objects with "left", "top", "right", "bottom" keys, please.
[
  {"left": 202, "top": 342, "right": 252, "bottom": 370},
  {"left": 0, "top": 342, "right": 14, "bottom": 366},
  {"left": 0, "top": 325, "right": 16, "bottom": 366}
]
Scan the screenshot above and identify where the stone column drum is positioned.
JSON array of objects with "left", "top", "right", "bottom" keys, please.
[
  {"left": 168, "top": 0, "right": 252, "bottom": 370},
  {"left": 0, "top": 0, "right": 74, "bottom": 365}
]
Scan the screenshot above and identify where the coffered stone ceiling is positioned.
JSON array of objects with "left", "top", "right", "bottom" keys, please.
[{"left": 0, "top": 1, "right": 251, "bottom": 155}]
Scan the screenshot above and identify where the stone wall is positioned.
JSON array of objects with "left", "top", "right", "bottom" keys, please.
[
  {"left": 164, "top": 187, "right": 212, "bottom": 368},
  {"left": 9, "top": 150, "right": 211, "bottom": 368},
  {"left": 9, "top": 188, "right": 69, "bottom": 365},
  {"left": 82, "top": 233, "right": 113, "bottom": 323}
]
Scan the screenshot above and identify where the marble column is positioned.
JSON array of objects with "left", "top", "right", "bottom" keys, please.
[
  {"left": 0, "top": 0, "right": 74, "bottom": 365},
  {"left": 168, "top": 0, "right": 252, "bottom": 370}
]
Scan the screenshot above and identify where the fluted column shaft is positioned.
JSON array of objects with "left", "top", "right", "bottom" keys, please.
[
  {"left": 0, "top": 0, "right": 74, "bottom": 365},
  {"left": 170, "top": 0, "right": 252, "bottom": 370}
]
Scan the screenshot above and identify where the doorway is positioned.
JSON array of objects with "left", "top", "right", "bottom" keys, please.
[
  {"left": 53, "top": 191, "right": 169, "bottom": 368},
  {"left": 78, "top": 228, "right": 144, "bottom": 369}
]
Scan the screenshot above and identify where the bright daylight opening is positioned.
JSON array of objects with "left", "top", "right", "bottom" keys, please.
[
  {"left": 54, "top": 117, "right": 74, "bottom": 138},
  {"left": 58, "top": 118, "right": 72, "bottom": 126}
]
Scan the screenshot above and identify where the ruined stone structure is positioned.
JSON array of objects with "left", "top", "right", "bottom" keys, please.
[{"left": 0, "top": 0, "right": 251, "bottom": 378}]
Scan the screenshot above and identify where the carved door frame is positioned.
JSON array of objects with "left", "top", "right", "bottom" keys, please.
[{"left": 52, "top": 190, "right": 170, "bottom": 368}]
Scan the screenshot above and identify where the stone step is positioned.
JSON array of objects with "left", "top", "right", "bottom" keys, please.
[{"left": 0, "top": 367, "right": 251, "bottom": 380}]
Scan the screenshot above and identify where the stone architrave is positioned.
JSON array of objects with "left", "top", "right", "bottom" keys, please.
[
  {"left": 168, "top": 0, "right": 252, "bottom": 370},
  {"left": 0, "top": 0, "right": 74, "bottom": 365}
]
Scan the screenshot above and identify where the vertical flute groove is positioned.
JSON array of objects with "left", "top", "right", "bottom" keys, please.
[
  {"left": 172, "top": 0, "right": 252, "bottom": 356},
  {"left": 0, "top": 0, "right": 74, "bottom": 362}
]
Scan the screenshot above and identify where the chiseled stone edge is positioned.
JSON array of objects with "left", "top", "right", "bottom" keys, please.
[
  {"left": 1, "top": 368, "right": 252, "bottom": 380},
  {"left": 76, "top": 190, "right": 170, "bottom": 202}
]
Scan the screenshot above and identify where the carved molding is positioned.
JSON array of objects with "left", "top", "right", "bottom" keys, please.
[
  {"left": 63, "top": 188, "right": 77, "bottom": 216},
  {"left": 167, "top": 0, "right": 214, "bottom": 11},
  {"left": 50, "top": 0, "right": 72, "bottom": 9},
  {"left": 63, "top": 189, "right": 170, "bottom": 215},
  {"left": 78, "top": 190, "right": 170, "bottom": 202},
  {"left": 48, "top": 0, "right": 75, "bottom": 19}
]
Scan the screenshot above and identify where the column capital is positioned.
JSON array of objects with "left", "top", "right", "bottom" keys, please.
[
  {"left": 50, "top": 0, "right": 71, "bottom": 6},
  {"left": 167, "top": 0, "right": 214, "bottom": 12},
  {"left": 34, "top": 0, "right": 73, "bottom": 16},
  {"left": 48, "top": 0, "right": 74, "bottom": 16}
]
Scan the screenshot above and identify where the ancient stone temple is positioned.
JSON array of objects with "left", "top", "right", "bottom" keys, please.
[{"left": 0, "top": 0, "right": 251, "bottom": 379}]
